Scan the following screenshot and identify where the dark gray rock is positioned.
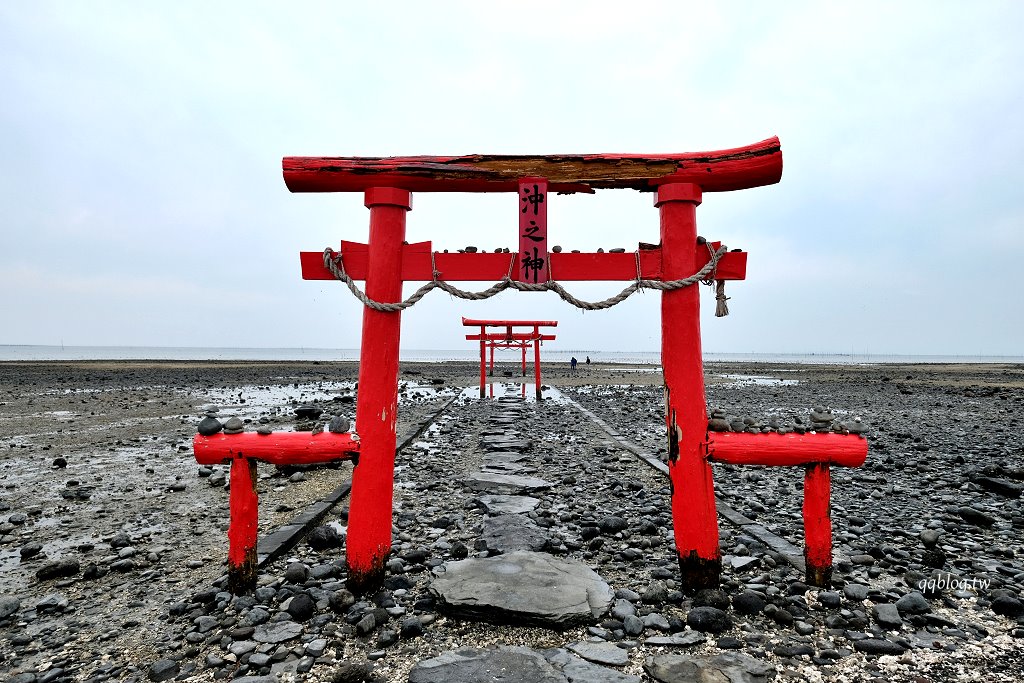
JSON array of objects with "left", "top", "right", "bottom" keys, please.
[
  {"left": 36, "top": 559, "right": 79, "bottom": 581},
  {"left": 481, "top": 514, "right": 549, "bottom": 552},
  {"left": 328, "top": 415, "right": 351, "bottom": 433},
  {"left": 957, "top": 506, "right": 996, "bottom": 527},
  {"left": 874, "top": 603, "right": 904, "bottom": 629},
  {"left": 544, "top": 648, "right": 641, "bottom": 683},
  {"left": 222, "top": 416, "right": 244, "bottom": 434},
  {"left": 254, "top": 620, "right": 303, "bottom": 643},
  {"left": 284, "top": 562, "right": 309, "bottom": 584},
  {"left": 645, "top": 652, "right": 774, "bottom": 683},
  {"left": 475, "top": 495, "right": 540, "bottom": 515},
  {"left": 992, "top": 595, "right": 1024, "bottom": 617},
  {"left": 686, "top": 606, "right": 731, "bottom": 633},
  {"left": 197, "top": 417, "right": 222, "bottom": 436},
  {"left": 843, "top": 583, "right": 869, "bottom": 601},
  {"left": 465, "top": 472, "right": 552, "bottom": 495},
  {"left": 854, "top": 638, "right": 906, "bottom": 655},
  {"left": 307, "top": 525, "right": 343, "bottom": 550},
  {"left": 148, "top": 659, "right": 178, "bottom": 682},
  {"left": 895, "top": 591, "right": 931, "bottom": 616},
  {"left": 732, "top": 590, "right": 765, "bottom": 614},
  {"left": 287, "top": 593, "right": 316, "bottom": 622},
  {"left": 294, "top": 405, "right": 322, "bottom": 419},
  {"left": 644, "top": 632, "right": 705, "bottom": 647},
  {"left": 568, "top": 641, "right": 629, "bottom": 666},
  {"left": 0, "top": 595, "right": 20, "bottom": 619},
  {"left": 430, "top": 551, "right": 613, "bottom": 628},
  {"left": 409, "top": 646, "right": 567, "bottom": 683}
]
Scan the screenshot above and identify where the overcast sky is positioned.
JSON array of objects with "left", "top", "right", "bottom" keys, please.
[{"left": 2, "top": 1, "right": 1022, "bottom": 356}]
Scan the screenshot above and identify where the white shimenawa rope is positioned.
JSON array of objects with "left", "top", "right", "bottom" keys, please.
[{"left": 322, "top": 243, "right": 730, "bottom": 314}]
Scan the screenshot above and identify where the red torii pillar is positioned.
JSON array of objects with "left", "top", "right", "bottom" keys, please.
[
  {"left": 287, "top": 136, "right": 867, "bottom": 592},
  {"left": 463, "top": 318, "right": 557, "bottom": 400}
]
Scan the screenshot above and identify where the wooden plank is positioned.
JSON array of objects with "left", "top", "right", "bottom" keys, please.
[
  {"left": 283, "top": 137, "right": 782, "bottom": 194},
  {"left": 302, "top": 242, "right": 746, "bottom": 282},
  {"left": 462, "top": 317, "right": 558, "bottom": 327},
  {"left": 193, "top": 432, "right": 359, "bottom": 466},
  {"left": 465, "top": 333, "right": 557, "bottom": 341},
  {"left": 706, "top": 432, "right": 868, "bottom": 468}
]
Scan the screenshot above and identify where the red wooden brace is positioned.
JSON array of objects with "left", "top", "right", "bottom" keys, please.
[{"left": 193, "top": 431, "right": 359, "bottom": 593}]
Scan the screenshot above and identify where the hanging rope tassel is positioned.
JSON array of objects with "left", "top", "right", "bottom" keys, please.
[{"left": 714, "top": 279, "right": 730, "bottom": 317}]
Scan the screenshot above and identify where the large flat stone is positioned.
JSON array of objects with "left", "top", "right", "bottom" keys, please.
[
  {"left": 409, "top": 646, "right": 566, "bottom": 683},
  {"left": 568, "top": 641, "right": 629, "bottom": 666},
  {"left": 480, "top": 436, "right": 532, "bottom": 451},
  {"left": 481, "top": 514, "right": 549, "bottom": 552},
  {"left": 544, "top": 648, "right": 641, "bottom": 683},
  {"left": 476, "top": 494, "right": 540, "bottom": 515},
  {"left": 430, "top": 551, "right": 613, "bottom": 628},
  {"left": 644, "top": 652, "right": 775, "bottom": 683},
  {"left": 465, "top": 472, "right": 551, "bottom": 495}
]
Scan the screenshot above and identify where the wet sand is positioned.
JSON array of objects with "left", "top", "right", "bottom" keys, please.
[{"left": 1, "top": 360, "right": 1022, "bottom": 682}]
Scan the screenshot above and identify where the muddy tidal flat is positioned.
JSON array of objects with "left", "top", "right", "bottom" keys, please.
[{"left": 1, "top": 359, "right": 1023, "bottom": 682}]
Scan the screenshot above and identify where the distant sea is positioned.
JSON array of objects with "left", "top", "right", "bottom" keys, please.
[{"left": 2, "top": 346, "right": 1021, "bottom": 365}]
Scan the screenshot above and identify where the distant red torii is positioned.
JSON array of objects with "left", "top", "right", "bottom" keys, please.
[{"left": 462, "top": 317, "right": 557, "bottom": 399}]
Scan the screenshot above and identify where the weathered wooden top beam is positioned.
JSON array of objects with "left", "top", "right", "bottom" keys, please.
[{"left": 283, "top": 137, "right": 782, "bottom": 194}]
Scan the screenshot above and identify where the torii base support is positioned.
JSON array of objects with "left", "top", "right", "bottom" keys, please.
[{"left": 193, "top": 431, "right": 359, "bottom": 594}]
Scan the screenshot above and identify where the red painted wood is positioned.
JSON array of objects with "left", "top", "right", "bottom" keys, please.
[
  {"left": 533, "top": 324, "right": 542, "bottom": 401},
  {"left": 705, "top": 432, "right": 868, "bottom": 467},
  {"left": 193, "top": 432, "right": 358, "bottom": 466},
  {"left": 479, "top": 338, "right": 486, "bottom": 398},
  {"left": 227, "top": 455, "right": 258, "bottom": 593},
  {"left": 462, "top": 317, "right": 558, "bottom": 328},
  {"left": 302, "top": 243, "right": 746, "bottom": 282},
  {"left": 519, "top": 178, "right": 549, "bottom": 284},
  {"left": 521, "top": 345, "right": 527, "bottom": 376},
  {"left": 489, "top": 343, "right": 495, "bottom": 376},
  {"left": 465, "top": 333, "right": 556, "bottom": 341},
  {"left": 658, "top": 182, "right": 721, "bottom": 588},
  {"left": 346, "top": 187, "right": 410, "bottom": 594},
  {"left": 282, "top": 137, "right": 782, "bottom": 194},
  {"left": 803, "top": 463, "right": 833, "bottom": 586}
]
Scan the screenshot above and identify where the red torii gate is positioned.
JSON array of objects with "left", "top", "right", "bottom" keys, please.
[
  {"left": 463, "top": 317, "right": 556, "bottom": 399},
  {"left": 288, "top": 136, "right": 867, "bottom": 593}
]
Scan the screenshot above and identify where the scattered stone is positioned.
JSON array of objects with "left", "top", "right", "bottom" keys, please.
[
  {"left": 308, "top": 524, "right": 344, "bottom": 550},
  {"left": 686, "top": 606, "right": 731, "bottom": 633},
  {"left": 36, "top": 559, "right": 79, "bottom": 581},
  {"left": 895, "top": 591, "right": 931, "bottom": 616},
  {"left": 854, "top": 638, "right": 906, "bottom": 656},
  {"left": 329, "top": 415, "right": 351, "bottom": 433},
  {"left": 732, "top": 590, "right": 766, "bottom": 614},
  {"left": 409, "top": 646, "right": 566, "bottom": 683},
  {"left": 644, "top": 632, "right": 705, "bottom": 647},
  {"left": 197, "top": 416, "right": 222, "bottom": 436},
  {"left": 645, "top": 652, "right": 774, "bottom": 683},
  {"left": 0, "top": 595, "right": 20, "bottom": 619},
  {"left": 430, "top": 551, "right": 613, "bottom": 627},
  {"left": 957, "top": 506, "right": 996, "bottom": 527},
  {"left": 874, "top": 602, "right": 904, "bottom": 629},
  {"left": 148, "top": 659, "right": 179, "bottom": 682},
  {"left": 475, "top": 495, "right": 540, "bottom": 515},
  {"left": 568, "top": 641, "right": 629, "bottom": 666},
  {"left": 254, "top": 620, "right": 303, "bottom": 643}
]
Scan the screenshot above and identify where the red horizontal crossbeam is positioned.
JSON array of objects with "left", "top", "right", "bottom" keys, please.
[
  {"left": 193, "top": 432, "right": 359, "bottom": 466},
  {"left": 705, "top": 432, "right": 867, "bottom": 468},
  {"left": 283, "top": 137, "right": 782, "bottom": 194},
  {"left": 301, "top": 241, "right": 746, "bottom": 283},
  {"left": 462, "top": 318, "right": 558, "bottom": 327},
  {"left": 465, "top": 333, "right": 556, "bottom": 341}
]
